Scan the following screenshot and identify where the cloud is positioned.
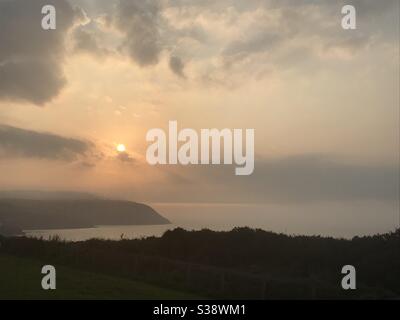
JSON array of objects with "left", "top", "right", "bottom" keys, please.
[
  {"left": 72, "top": 26, "right": 110, "bottom": 57},
  {"left": 0, "top": 0, "right": 395, "bottom": 96},
  {"left": 150, "top": 154, "right": 399, "bottom": 204},
  {"left": 65, "top": 0, "right": 398, "bottom": 83},
  {"left": 116, "top": 151, "right": 135, "bottom": 163},
  {"left": 220, "top": 5, "right": 372, "bottom": 67},
  {"left": 160, "top": 0, "right": 398, "bottom": 84},
  {"left": 243, "top": 155, "right": 399, "bottom": 203},
  {"left": 0, "top": 0, "right": 80, "bottom": 105},
  {"left": 169, "top": 56, "right": 185, "bottom": 77},
  {"left": 222, "top": 32, "right": 282, "bottom": 64},
  {"left": 0, "top": 59, "right": 66, "bottom": 105},
  {"left": 114, "top": 0, "right": 162, "bottom": 66},
  {"left": 0, "top": 124, "right": 96, "bottom": 161}
]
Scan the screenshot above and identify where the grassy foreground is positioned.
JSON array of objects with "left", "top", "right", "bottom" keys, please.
[{"left": 0, "top": 254, "right": 199, "bottom": 300}]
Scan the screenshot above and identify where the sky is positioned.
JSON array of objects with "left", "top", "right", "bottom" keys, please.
[{"left": 0, "top": 0, "right": 399, "bottom": 205}]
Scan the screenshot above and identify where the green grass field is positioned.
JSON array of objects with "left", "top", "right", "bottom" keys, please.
[{"left": 0, "top": 254, "right": 200, "bottom": 300}]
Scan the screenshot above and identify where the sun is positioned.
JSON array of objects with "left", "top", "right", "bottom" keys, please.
[{"left": 116, "top": 144, "right": 126, "bottom": 153}]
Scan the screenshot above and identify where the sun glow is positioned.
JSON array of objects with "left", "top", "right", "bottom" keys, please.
[{"left": 116, "top": 144, "right": 126, "bottom": 153}]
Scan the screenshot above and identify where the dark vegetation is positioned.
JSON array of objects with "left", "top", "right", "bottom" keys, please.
[
  {"left": 0, "top": 227, "right": 399, "bottom": 299},
  {"left": 0, "top": 254, "right": 201, "bottom": 299},
  {"left": 0, "top": 199, "right": 170, "bottom": 231},
  {"left": 0, "top": 223, "right": 23, "bottom": 236}
]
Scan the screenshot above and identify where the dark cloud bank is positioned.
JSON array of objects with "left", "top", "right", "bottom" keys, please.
[
  {"left": 0, "top": 0, "right": 80, "bottom": 105},
  {"left": 0, "top": 124, "right": 94, "bottom": 161},
  {"left": 2, "top": 0, "right": 396, "bottom": 101},
  {"left": 115, "top": 0, "right": 162, "bottom": 67},
  {"left": 156, "top": 155, "right": 399, "bottom": 204},
  {"left": 0, "top": 122, "right": 397, "bottom": 204}
]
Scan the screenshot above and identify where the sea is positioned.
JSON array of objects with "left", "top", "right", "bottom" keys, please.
[{"left": 24, "top": 201, "right": 399, "bottom": 241}]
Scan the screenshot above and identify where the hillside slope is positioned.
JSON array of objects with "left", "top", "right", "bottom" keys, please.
[
  {"left": 0, "top": 254, "right": 199, "bottom": 299},
  {"left": 0, "top": 199, "right": 170, "bottom": 231}
]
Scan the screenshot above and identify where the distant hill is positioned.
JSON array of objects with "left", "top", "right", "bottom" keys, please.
[
  {"left": 0, "top": 199, "right": 170, "bottom": 232},
  {"left": 0, "top": 223, "right": 23, "bottom": 237}
]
